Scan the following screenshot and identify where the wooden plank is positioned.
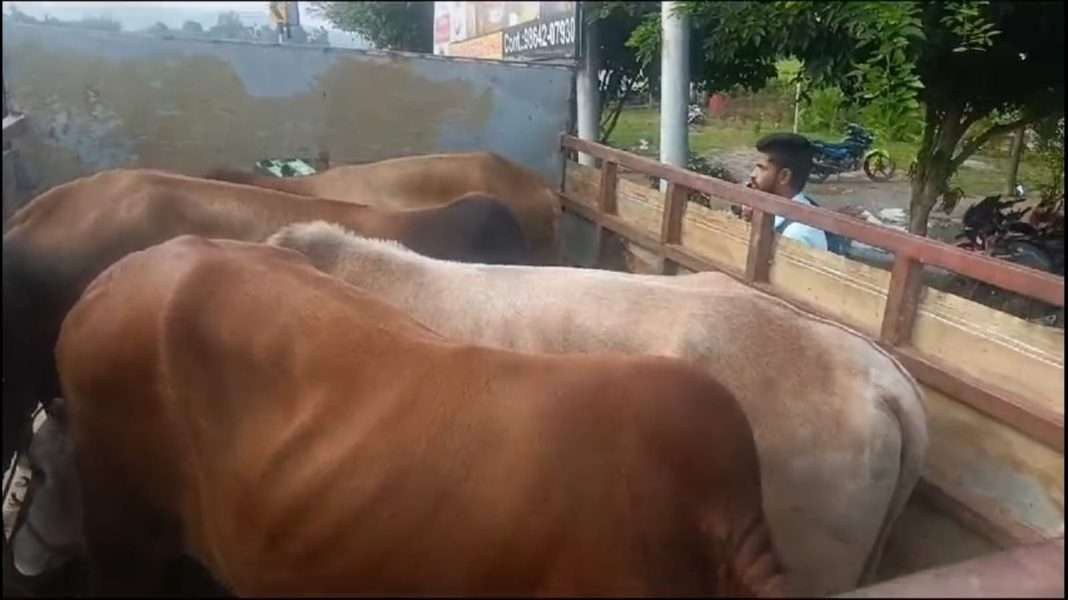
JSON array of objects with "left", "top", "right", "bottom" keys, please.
[
  {"left": 914, "top": 478, "right": 1050, "bottom": 549},
  {"left": 562, "top": 195, "right": 663, "bottom": 254},
  {"left": 562, "top": 160, "right": 601, "bottom": 207},
  {"left": 560, "top": 135, "right": 1064, "bottom": 307},
  {"left": 881, "top": 255, "right": 925, "bottom": 346},
  {"left": 658, "top": 182, "right": 688, "bottom": 275},
  {"left": 659, "top": 182, "right": 687, "bottom": 244},
  {"left": 919, "top": 384, "right": 1063, "bottom": 542},
  {"left": 682, "top": 203, "right": 752, "bottom": 275},
  {"left": 590, "top": 161, "right": 617, "bottom": 268},
  {"left": 597, "top": 160, "right": 619, "bottom": 215},
  {"left": 748, "top": 250, "right": 1064, "bottom": 452},
  {"left": 891, "top": 347, "right": 1064, "bottom": 452},
  {"left": 749, "top": 272, "right": 1064, "bottom": 452},
  {"left": 745, "top": 209, "right": 776, "bottom": 283},
  {"left": 912, "top": 292, "right": 1063, "bottom": 414}
]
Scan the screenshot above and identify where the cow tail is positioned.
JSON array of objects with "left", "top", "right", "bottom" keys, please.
[
  {"left": 857, "top": 386, "right": 929, "bottom": 585},
  {"left": 716, "top": 513, "right": 789, "bottom": 598}
]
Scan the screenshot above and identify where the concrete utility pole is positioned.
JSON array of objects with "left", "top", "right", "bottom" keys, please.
[
  {"left": 659, "top": 1, "right": 689, "bottom": 191},
  {"left": 576, "top": 10, "right": 601, "bottom": 167}
]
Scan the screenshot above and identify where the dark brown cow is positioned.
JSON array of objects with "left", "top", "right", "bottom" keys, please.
[
  {"left": 204, "top": 151, "right": 564, "bottom": 265},
  {"left": 53, "top": 235, "right": 786, "bottom": 597},
  {"left": 2, "top": 168, "right": 530, "bottom": 480}
]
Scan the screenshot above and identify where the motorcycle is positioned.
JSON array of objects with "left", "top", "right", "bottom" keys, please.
[
  {"left": 687, "top": 103, "right": 706, "bottom": 126},
  {"left": 955, "top": 193, "right": 1064, "bottom": 327},
  {"left": 809, "top": 123, "right": 896, "bottom": 183},
  {"left": 956, "top": 194, "right": 1064, "bottom": 276}
]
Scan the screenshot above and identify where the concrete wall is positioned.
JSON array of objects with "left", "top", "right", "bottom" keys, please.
[{"left": 1, "top": 22, "right": 572, "bottom": 196}]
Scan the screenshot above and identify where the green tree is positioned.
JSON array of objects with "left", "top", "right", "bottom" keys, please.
[
  {"left": 181, "top": 20, "right": 204, "bottom": 34},
  {"left": 627, "top": 1, "right": 1064, "bottom": 236},
  {"left": 589, "top": 3, "right": 659, "bottom": 142},
  {"left": 309, "top": 1, "right": 433, "bottom": 52},
  {"left": 209, "top": 11, "right": 252, "bottom": 41},
  {"left": 1031, "top": 116, "right": 1065, "bottom": 202}
]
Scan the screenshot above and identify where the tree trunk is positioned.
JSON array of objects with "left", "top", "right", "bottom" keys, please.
[
  {"left": 909, "top": 171, "right": 945, "bottom": 236},
  {"left": 1006, "top": 125, "right": 1026, "bottom": 195},
  {"left": 600, "top": 93, "right": 628, "bottom": 143},
  {"left": 908, "top": 106, "right": 967, "bottom": 236}
]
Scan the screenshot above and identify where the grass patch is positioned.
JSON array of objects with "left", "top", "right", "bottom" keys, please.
[{"left": 607, "top": 107, "right": 1049, "bottom": 197}]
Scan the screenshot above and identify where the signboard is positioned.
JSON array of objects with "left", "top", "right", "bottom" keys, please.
[{"left": 433, "top": 1, "right": 577, "bottom": 61}]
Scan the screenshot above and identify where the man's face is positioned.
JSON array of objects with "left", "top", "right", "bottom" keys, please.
[{"left": 748, "top": 153, "right": 789, "bottom": 196}]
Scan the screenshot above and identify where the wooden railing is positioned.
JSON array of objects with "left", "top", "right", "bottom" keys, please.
[{"left": 559, "top": 135, "right": 1064, "bottom": 544}]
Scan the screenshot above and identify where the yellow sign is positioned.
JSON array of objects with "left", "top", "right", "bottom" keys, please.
[
  {"left": 434, "top": 2, "right": 576, "bottom": 60},
  {"left": 269, "top": 1, "right": 287, "bottom": 25},
  {"left": 448, "top": 31, "right": 504, "bottom": 59}
]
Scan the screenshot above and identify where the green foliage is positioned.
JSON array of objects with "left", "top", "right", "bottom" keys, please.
[
  {"left": 615, "top": 0, "right": 1063, "bottom": 234},
  {"left": 859, "top": 100, "right": 924, "bottom": 143},
  {"left": 208, "top": 11, "right": 253, "bottom": 40},
  {"left": 803, "top": 83, "right": 920, "bottom": 144},
  {"left": 6, "top": 6, "right": 123, "bottom": 32},
  {"left": 309, "top": 1, "right": 433, "bottom": 52},
  {"left": 803, "top": 87, "right": 850, "bottom": 133},
  {"left": 940, "top": 0, "right": 1000, "bottom": 52},
  {"left": 592, "top": 3, "right": 661, "bottom": 142},
  {"left": 1031, "top": 116, "right": 1066, "bottom": 200},
  {"left": 776, "top": 58, "right": 803, "bottom": 85}
]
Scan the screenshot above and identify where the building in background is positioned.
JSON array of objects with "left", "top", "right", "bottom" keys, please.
[{"left": 433, "top": 1, "right": 577, "bottom": 61}]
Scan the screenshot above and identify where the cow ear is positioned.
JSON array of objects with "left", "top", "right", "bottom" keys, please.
[{"left": 43, "top": 397, "right": 67, "bottom": 425}]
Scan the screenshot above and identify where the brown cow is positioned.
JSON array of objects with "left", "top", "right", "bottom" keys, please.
[
  {"left": 204, "top": 151, "right": 563, "bottom": 265},
  {"left": 51, "top": 235, "right": 785, "bottom": 597},
  {"left": 2, "top": 168, "right": 530, "bottom": 480}
]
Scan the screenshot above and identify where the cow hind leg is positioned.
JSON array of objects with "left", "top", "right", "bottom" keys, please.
[
  {"left": 714, "top": 514, "right": 789, "bottom": 598},
  {"left": 76, "top": 454, "right": 180, "bottom": 596}
]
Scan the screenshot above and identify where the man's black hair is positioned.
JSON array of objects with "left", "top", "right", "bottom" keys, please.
[{"left": 756, "top": 133, "right": 815, "bottom": 191}]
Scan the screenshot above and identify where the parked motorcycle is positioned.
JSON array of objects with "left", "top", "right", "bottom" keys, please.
[
  {"left": 955, "top": 193, "right": 1064, "bottom": 327},
  {"left": 809, "top": 123, "right": 896, "bottom": 183},
  {"left": 687, "top": 103, "right": 706, "bottom": 126},
  {"left": 956, "top": 194, "right": 1064, "bottom": 275}
]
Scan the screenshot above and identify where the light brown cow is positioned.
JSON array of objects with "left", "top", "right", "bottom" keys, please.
[
  {"left": 2, "top": 168, "right": 530, "bottom": 488},
  {"left": 52, "top": 235, "right": 786, "bottom": 596},
  {"left": 205, "top": 151, "right": 564, "bottom": 265},
  {"left": 267, "top": 223, "right": 931, "bottom": 597}
]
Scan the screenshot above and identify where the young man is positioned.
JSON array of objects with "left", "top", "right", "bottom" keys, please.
[{"left": 743, "top": 133, "right": 828, "bottom": 251}]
